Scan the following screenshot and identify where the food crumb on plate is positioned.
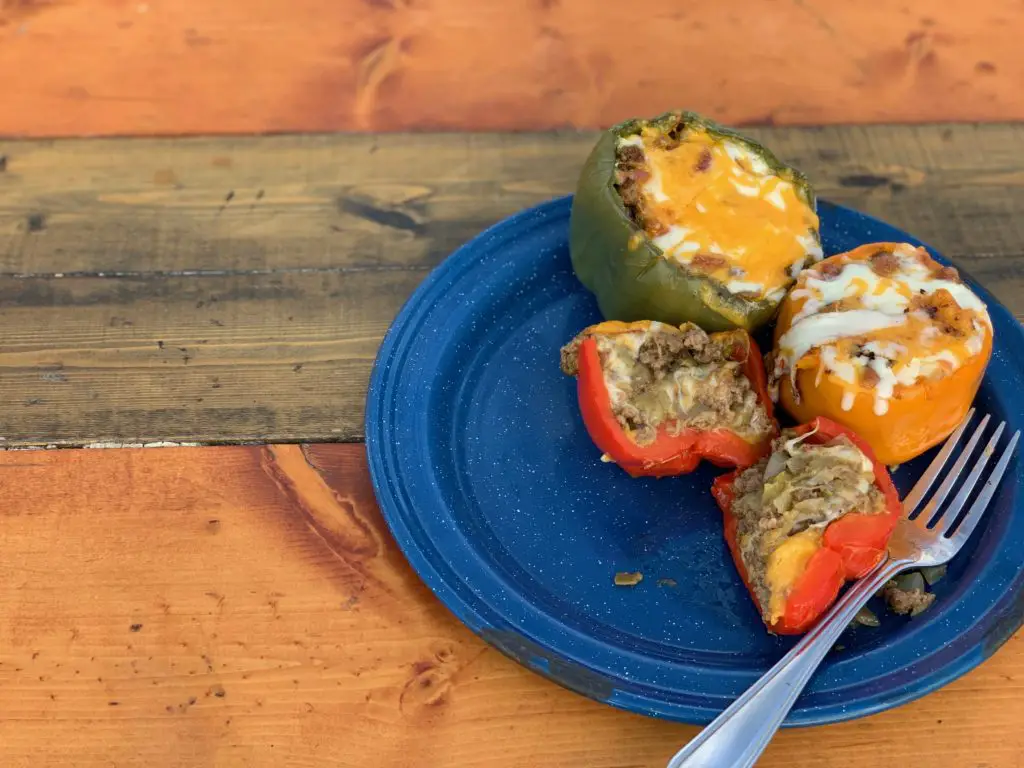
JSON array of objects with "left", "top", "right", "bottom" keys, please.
[
  {"left": 884, "top": 577, "right": 936, "bottom": 616},
  {"left": 614, "top": 571, "right": 643, "bottom": 587}
]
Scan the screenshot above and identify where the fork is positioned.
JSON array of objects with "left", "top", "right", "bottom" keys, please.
[{"left": 667, "top": 410, "right": 1020, "bottom": 768}]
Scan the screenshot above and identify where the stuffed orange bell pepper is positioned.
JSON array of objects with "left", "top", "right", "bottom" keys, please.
[
  {"left": 769, "top": 242, "right": 992, "bottom": 465},
  {"left": 712, "top": 417, "right": 902, "bottom": 635},
  {"left": 560, "top": 321, "right": 776, "bottom": 477}
]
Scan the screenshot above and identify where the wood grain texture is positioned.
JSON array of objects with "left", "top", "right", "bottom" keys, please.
[
  {"left": 1, "top": 0, "right": 1023, "bottom": 136},
  {"left": 1, "top": 125, "right": 1024, "bottom": 447},
  {"left": 0, "top": 443, "right": 1019, "bottom": 768}
]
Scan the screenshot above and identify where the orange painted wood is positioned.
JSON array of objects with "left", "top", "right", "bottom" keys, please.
[
  {"left": 0, "top": 0, "right": 1022, "bottom": 137},
  {"left": 0, "top": 444, "right": 1019, "bottom": 766}
]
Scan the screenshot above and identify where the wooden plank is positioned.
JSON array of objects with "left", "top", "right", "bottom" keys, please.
[
  {"left": 1, "top": 1, "right": 1023, "bottom": 136},
  {"left": 4, "top": 127, "right": 1024, "bottom": 275},
  {"left": 0, "top": 132, "right": 580, "bottom": 274},
  {"left": 1, "top": 125, "right": 1023, "bottom": 447},
  {"left": 0, "top": 443, "right": 1019, "bottom": 767},
  {"left": 0, "top": 271, "right": 423, "bottom": 446}
]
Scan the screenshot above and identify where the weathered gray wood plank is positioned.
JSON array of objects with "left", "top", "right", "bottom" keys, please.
[{"left": 1, "top": 126, "right": 1021, "bottom": 446}]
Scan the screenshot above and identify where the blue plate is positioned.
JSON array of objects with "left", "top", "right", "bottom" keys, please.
[{"left": 366, "top": 196, "right": 1024, "bottom": 726}]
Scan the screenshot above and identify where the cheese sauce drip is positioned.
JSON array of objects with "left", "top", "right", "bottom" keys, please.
[
  {"left": 618, "top": 128, "right": 821, "bottom": 300},
  {"left": 775, "top": 244, "right": 991, "bottom": 416}
]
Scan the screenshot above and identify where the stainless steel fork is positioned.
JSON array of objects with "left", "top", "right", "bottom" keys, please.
[{"left": 667, "top": 410, "right": 1021, "bottom": 768}]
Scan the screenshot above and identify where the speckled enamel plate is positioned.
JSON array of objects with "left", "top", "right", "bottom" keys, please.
[{"left": 365, "top": 196, "right": 1024, "bottom": 726}]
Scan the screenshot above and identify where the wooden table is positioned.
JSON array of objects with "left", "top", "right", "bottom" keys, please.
[{"left": 2, "top": 4, "right": 1023, "bottom": 766}]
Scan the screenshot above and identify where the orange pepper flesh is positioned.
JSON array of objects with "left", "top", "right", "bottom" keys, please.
[
  {"left": 712, "top": 417, "right": 902, "bottom": 634},
  {"left": 575, "top": 329, "right": 775, "bottom": 478},
  {"left": 773, "top": 243, "right": 992, "bottom": 466}
]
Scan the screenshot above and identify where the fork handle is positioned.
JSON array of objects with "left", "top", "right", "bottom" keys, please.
[{"left": 667, "top": 557, "right": 911, "bottom": 768}]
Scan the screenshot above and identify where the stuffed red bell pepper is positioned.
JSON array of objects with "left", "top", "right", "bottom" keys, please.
[
  {"left": 559, "top": 320, "right": 776, "bottom": 477},
  {"left": 712, "top": 417, "right": 902, "bottom": 635}
]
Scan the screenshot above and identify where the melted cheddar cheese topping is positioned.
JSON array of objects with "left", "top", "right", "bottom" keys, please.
[
  {"left": 618, "top": 127, "right": 821, "bottom": 301},
  {"left": 766, "top": 529, "right": 822, "bottom": 625},
  {"left": 774, "top": 244, "right": 991, "bottom": 416}
]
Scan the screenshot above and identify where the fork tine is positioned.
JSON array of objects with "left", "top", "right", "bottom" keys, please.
[
  {"left": 902, "top": 408, "right": 976, "bottom": 516},
  {"left": 913, "top": 413, "right": 990, "bottom": 526},
  {"left": 932, "top": 422, "right": 1005, "bottom": 536},
  {"left": 948, "top": 429, "right": 1021, "bottom": 547}
]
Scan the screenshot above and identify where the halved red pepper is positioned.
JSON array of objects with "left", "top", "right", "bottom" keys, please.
[
  {"left": 574, "top": 325, "right": 775, "bottom": 478},
  {"left": 712, "top": 417, "right": 902, "bottom": 634}
]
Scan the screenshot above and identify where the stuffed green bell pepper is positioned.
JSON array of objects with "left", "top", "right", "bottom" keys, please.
[{"left": 570, "top": 111, "right": 822, "bottom": 332}]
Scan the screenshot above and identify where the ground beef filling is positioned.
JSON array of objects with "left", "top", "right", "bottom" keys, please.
[
  {"left": 561, "top": 324, "right": 772, "bottom": 446},
  {"left": 883, "top": 582, "right": 935, "bottom": 616},
  {"left": 616, "top": 143, "right": 661, "bottom": 237},
  {"left": 728, "top": 430, "right": 886, "bottom": 621},
  {"left": 614, "top": 119, "right": 697, "bottom": 239},
  {"left": 909, "top": 288, "right": 974, "bottom": 339}
]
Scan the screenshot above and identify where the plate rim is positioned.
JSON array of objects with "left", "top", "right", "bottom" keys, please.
[{"left": 366, "top": 194, "right": 1024, "bottom": 726}]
